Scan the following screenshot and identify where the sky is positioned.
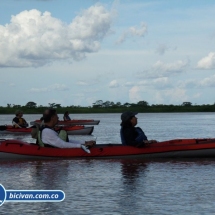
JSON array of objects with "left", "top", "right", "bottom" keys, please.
[{"left": 0, "top": 0, "right": 215, "bottom": 107}]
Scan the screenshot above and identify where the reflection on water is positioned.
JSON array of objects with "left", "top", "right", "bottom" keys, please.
[
  {"left": 1, "top": 159, "right": 215, "bottom": 214},
  {"left": 120, "top": 159, "right": 147, "bottom": 185}
]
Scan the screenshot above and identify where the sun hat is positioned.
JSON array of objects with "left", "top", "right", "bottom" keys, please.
[{"left": 121, "top": 111, "right": 138, "bottom": 122}]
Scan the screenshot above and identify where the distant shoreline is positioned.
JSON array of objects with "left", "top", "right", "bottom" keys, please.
[{"left": 0, "top": 105, "right": 214, "bottom": 114}]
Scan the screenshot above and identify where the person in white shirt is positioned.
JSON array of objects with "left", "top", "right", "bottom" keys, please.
[{"left": 40, "top": 109, "right": 95, "bottom": 153}]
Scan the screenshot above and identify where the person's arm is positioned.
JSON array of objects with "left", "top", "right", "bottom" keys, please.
[
  {"left": 12, "top": 117, "right": 21, "bottom": 128},
  {"left": 42, "top": 129, "right": 83, "bottom": 148}
]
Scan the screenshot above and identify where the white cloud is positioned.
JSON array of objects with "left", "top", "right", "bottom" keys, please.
[
  {"left": 116, "top": 22, "right": 147, "bottom": 44},
  {"left": 29, "top": 84, "right": 69, "bottom": 93},
  {"left": 179, "top": 75, "right": 215, "bottom": 88},
  {"left": 136, "top": 60, "right": 189, "bottom": 79},
  {"left": 156, "top": 88, "right": 188, "bottom": 104},
  {"left": 76, "top": 78, "right": 100, "bottom": 86},
  {"left": 0, "top": 5, "right": 112, "bottom": 67},
  {"left": 153, "top": 60, "right": 188, "bottom": 74},
  {"left": 124, "top": 82, "right": 134, "bottom": 87},
  {"left": 199, "top": 74, "right": 215, "bottom": 87},
  {"left": 156, "top": 44, "right": 168, "bottom": 55},
  {"left": 197, "top": 52, "right": 215, "bottom": 69},
  {"left": 193, "top": 93, "right": 202, "bottom": 98},
  {"left": 109, "top": 80, "right": 119, "bottom": 88},
  {"left": 129, "top": 86, "right": 141, "bottom": 102},
  {"left": 76, "top": 81, "right": 88, "bottom": 86}
]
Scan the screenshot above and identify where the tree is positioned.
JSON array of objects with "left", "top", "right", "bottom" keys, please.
[
  {"left": 115, "top": 102, "right": 121, "bottom": 106},
  {"left": 54, "top": 104, "right": 62, "bottom": 108},
  {"left": 137, "top": 100, "right": 148, "bottom": 106},
  {"left": 48, "top": 103, "right": 61, "bottom": 108},
  {"left": 123, "top": 102, "right": 131, "bottom": 107},
  {"left": 92, "top": 100, "right": 103, "bottom": 108},
  {"left": 182, "top": 102, "right": 192, "bottom": 106},
  {"left": 25, "top": 101, "right": 37, "bottom": 108},
  {"left": 13, "top": 104, "right": 21, "bottom": 108},
  {"left": 103, "top": 101, "right": 111, "bottom": 107}
]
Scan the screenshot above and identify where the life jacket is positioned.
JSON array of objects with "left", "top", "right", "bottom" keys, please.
[
  {"left": 134, "top": 127, "right": 147, "bottom": 142},
  {"left": 12, "top": 117, "right": 29, "bottom": 128},
  {"left": 120, "top": 127, "right": 147, "bottom": 145},
  {"left": 36, "top": 126, "right": 69, "bottom": 147}
]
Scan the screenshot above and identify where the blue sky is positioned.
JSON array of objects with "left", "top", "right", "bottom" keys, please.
[{"left": 0, "top": 0, "right": 215, "bottom": 107}]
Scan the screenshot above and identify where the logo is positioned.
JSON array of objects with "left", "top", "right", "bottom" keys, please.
[
  {"left": 0, "top": 184, "right": 65, "bottom": 207},
  {"left": 0, "top": 184, "right": 6, "bottom": 206}
]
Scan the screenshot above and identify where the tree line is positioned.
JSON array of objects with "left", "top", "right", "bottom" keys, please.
[{"left": 0, "top": 100, "right": 214, "bottom": 114}]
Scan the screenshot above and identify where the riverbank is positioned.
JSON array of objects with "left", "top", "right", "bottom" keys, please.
[{"left": 0, "top": 104, "right": 215, "bottom": 114}]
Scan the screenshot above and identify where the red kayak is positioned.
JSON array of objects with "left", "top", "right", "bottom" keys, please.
[
  {"left": 0, "top": 125, "right": 94, "bottom": 135},
  {"left": 30, "top": 119, "right": 100, "bottom": 126},
  {"left": 0, "top": 138, "right": 215, "bottom": 160}
]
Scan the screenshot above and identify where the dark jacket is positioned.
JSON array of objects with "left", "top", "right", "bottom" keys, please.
[{"left": 120, "top": 126, "right": 147, "bottom": 146}]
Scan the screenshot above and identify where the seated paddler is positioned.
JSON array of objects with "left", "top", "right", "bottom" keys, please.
[
  {"left": 120, "top": 111, "right": 157, "bottom": 147},
  {"left": 12, "top": 110, "right": 29, "bottom": 128},
  {"left": 37, "top": 108, "right": 96, "bottom": 153}
]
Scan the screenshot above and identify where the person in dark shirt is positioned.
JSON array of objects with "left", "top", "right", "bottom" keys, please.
[
  {"left": 120, "top": 111, "right": 157, "bottom": 147},
  {"left": 12, "top": 110, "right": 29, "bottom": 128},
  {"left": 63, "top": 111, "right": 71, "bottom": 121}
]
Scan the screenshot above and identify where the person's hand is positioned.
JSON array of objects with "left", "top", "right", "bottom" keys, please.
[
  {"left": 85, "top": 141, "right": 96, "bottom": 148},
  {"left": 143, "top": 140, "right": 157, "bottom": 145},
  {"left": 143, "top": 140, "right": 150, "bottom": 146},
  {"left": 149, "top": 140, "right": 158, "bottom": 143}
]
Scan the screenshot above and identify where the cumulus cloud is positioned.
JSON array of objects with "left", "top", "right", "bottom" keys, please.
[
  {"left": 179, "top": 75, "right": 215, "bottom": 88},
  {"left": 155, "top": 44, "right": 177, "bottom": 55},
  {"left": 76, "top": 78, "right": 100, "bottom": 86},
  {"left": 109, "top": 80, "right": 119, "bottom": 88},
  {"left": 155, "top": 88, "right": 188, "bottom": 104},
  {"left": 116, "top": 22, "right": 147, "bottom": 44},
  {"left": 198, "top": 74, "right": 215, "bottom": 87},
  {"left": 197, "top": 52, "right": 215, "bottom": 69},
  {"left": 30, "top": 84, "right": 69, "bottom": 92},
  {"left": 0, "top": 5, "right": 112, "bottom": 67},
  {"left": 76, "top": 81, "right": 88, "bottom": 86},
  {"left": 129, "top": 86, "right": 141, "bottom": 102},
  {"left": 124, "top": 82, "right": 134, "bottom": 87},
  {"left": 136, "top": 60, "right": 189, "bottom": 79},
  {"left": 156, "top": 44, "right": 168, "bottom": 55},
  {"left": 153, "top": 60, "right": 188, "bottom": 74}
]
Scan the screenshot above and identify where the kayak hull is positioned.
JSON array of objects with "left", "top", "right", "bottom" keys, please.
[
  {"left": 0, "top": 138, "right": 215, "bottom": 160},
  {"left": 0, "top": 126, "right": 94, "bottom": 135},
  {"left": 30, "top": 119, "right": 100, "bottom": 126}
]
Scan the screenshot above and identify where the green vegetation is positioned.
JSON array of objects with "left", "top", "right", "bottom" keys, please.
[{"left": 0, "top": 101, "right": 215, "bottom": 114}]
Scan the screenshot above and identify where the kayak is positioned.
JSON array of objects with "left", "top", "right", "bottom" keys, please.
[
  {"left": 30, "top": 119, "right": 100, "bottom": 126},
  {"left": 0, "top": 138, "right": 215, "bottom": 160},
  {"left": 0, "top": 125, "right": 94, "bottom": 135}
]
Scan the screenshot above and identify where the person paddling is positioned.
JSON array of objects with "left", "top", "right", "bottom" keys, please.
[{"left": 12, "top": 110, "right": 29, "bottom": 128}]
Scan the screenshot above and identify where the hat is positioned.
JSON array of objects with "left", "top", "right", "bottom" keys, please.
[{"left": 121, "top": 111, "right": 138, "bottom": 122}]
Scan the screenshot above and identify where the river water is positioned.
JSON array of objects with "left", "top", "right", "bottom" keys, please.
[{"left": 0, "top": 112, "right": 215, "bottom": 214}]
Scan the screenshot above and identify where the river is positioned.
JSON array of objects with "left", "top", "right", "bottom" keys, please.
[{"left": 0, "top": 113, "right": 215, "bottom": 214}]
